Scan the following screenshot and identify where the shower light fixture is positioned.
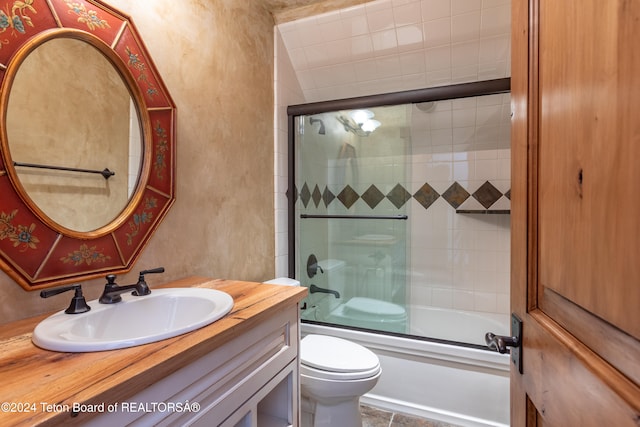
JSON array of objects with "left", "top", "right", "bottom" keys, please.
[
  {"left": 360, "top": 119, "right": 381, "bottom": 133},
  {"left": 338, "top": 109, "right": 381, "bottom": 136},
  {"left": 350, "top": 109, "right": 374, "bottom": 125}
]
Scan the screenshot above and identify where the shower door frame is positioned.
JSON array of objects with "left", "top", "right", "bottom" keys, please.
[{"left": 286, "top": 78, "right": 511, "bottom": 279}]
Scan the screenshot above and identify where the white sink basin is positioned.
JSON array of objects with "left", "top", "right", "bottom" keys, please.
[{"left": 32, "top": 288, "right": 234, "bottom": 352}]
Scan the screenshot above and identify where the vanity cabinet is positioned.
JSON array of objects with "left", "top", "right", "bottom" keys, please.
[
  {"left": 86, "top": 304, "right": 299, "bottom": 427},
  {"left": 0, "top": 278, "right": 305, "bottom": 427}
]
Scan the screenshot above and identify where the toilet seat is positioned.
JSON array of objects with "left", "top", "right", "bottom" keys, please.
[
  {"left": 342, "top": 297, "right": 406, "bottom": 319},
  {"left": 301, "top": 335, "right": 380, "bottom": 381}
]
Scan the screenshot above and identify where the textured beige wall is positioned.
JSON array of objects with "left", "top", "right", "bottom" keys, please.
[{"left": 0, "top": 0, "right": 277, "bottom": 323}]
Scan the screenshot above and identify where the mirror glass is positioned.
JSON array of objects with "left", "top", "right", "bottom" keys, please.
[{"left": 5, "top": 37, "right": 142, "bottom": 232}]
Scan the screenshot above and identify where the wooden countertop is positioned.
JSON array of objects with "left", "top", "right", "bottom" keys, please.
[{"left": 0, "top": 277, "right": 307, "bottom": 427}]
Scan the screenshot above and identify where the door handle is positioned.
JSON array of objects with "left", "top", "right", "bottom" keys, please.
[
  {"left": 485, "top": 332, "right": 519, "bottom": 353},
  {"left": 485, "top": 313, "right": 523, "bottom": 374}
]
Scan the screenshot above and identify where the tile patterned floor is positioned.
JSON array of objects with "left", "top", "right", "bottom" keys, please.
[{"left": 361, "top": 405, "right": 460, "bottom": 427}]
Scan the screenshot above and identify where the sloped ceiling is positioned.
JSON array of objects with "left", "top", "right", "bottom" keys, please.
[{"left": 274, "top": 0, "right": 511, "bottom": 103}]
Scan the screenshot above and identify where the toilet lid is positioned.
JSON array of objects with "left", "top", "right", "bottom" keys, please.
[
  {"left": 301, "top": 334, "right": 379, "bottom": 373},
  {"left": 344, "top": 297, "right": 406, "bottom": 318}
]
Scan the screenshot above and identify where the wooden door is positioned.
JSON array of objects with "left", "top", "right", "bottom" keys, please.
[{"left": 510, "top": 0, "right": 640, "bottom": 425}]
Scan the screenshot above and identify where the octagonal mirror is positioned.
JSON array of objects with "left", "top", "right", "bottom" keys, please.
[{"left": 0, "top": 0, "right": 176, "bottom": 290}]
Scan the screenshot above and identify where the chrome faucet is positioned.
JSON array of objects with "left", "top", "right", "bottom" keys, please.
[
  {"left": 99, "top": 267, "right": 165, "bottom": 304},
  {"left": 309, "top": 284, "right": 340, "bottom": 299}
]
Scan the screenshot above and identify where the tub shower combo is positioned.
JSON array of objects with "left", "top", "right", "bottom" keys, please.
[{"left": 288, "top": 79, "right": 512, "bottom": 427}]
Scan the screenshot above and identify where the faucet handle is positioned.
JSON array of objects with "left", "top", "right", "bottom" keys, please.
[
  {"left": 40, "top": 284, "right": 91, "bottom": 314},
  {"left": 105, "top": 274, "right": 117, "bottom": 287},
  {"left": 100, "top": 274, "right": 124, "bottom": 304},
  {"left": 306, "top": 255, "right": 324, "bottom": 278},
  {"left": 132, "top": 267, "right": 164, "bottom": 296},
  {"left": 140, "top": 267, "right": 165, "bottom": 276}
]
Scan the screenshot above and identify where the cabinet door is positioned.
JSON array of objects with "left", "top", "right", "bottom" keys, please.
[
  {"left": 511, "top": 0, "right": 640, "bottom": 425},
  {"left": 217, "top": 362, "right": 296, "bottom": 427}
]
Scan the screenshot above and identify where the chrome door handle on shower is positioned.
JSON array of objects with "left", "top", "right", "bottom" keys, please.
[
  {"left": 485, "top": 314, "right": 523, "bottom": 374},
  {"left": 485, "top": 332, "right": 519, "bottom": 354}
]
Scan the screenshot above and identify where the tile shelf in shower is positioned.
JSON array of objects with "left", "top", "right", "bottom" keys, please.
[{"left": 456, "top": 209, "right": 511, "bottom": 214}]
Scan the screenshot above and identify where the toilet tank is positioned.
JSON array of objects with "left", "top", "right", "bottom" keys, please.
[
  {"left": 317, "top": 259, "right": 346, "bottom": 295},
  {"left": 263, "top": 278, "right": 300, "bottom": 287}
]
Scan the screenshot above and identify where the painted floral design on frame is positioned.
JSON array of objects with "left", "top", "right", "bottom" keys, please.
[
  {"left": 0, "top": 0, "right": 37, "bottom": 49},
  {"left": 0, "top": 209, "right": 39, "bottom": 251},
  {"left": 63, "top": 0, "right": 110, "bottom": 30},
  {"left": 153, "top": 120, "right": 168, "bottom": 179},
  {"left": 125, "top": 46, "right": 159, "bottom": 99},
  {"left": 60, "top": 243, "right": 111, "bottom": 266},
  {"left": 125, "top": 196, "right": 157, "bottom": 245}
]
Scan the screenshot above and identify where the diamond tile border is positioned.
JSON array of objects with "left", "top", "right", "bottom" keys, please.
[
  {"left": 322, "top": 187, "right": 335, "bottom": 206},
  {"left": 299, "top": 183, "right": 311, "bottom": 208},
  {"left": 413, "top": 183, "right": 439, "bottom": 210},
  {"left": 295, "top": 181, "right": 510, "bottom": 211},
  {"left": 361, "top": 185, "right": 385, "bottom": 209},
  {"left": 387, "top": 184, "right": 412, "bottom": 209},
  {"left": 312, "top": 185, "right": 322, "bottom": 208},
  {"left": 472, "top": 181, "right": 503, "bottom": 209},
  {"left": 336, "top": 185, "right": 360, "bottom": 209},
  {"left": 441, "top": 182, "right": 471, "bottom": 209}
]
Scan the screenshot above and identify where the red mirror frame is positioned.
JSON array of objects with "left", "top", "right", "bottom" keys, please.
[{"left": 0, "top": 0, "right": 176, "bottom": 290}]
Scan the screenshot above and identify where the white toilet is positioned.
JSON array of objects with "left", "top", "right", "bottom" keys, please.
[
  {"left": 300, "top": 334, "right": 381, "bottom": 427},
  {"left": 316, "top": 259, "right": 407, "bottom": 333},
  {"left": 264, "top": 278, "right": 382, "bottom": 427}
]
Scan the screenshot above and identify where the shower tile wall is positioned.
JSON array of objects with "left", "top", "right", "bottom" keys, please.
[
  {"left": 291, "top": 95, "right": 511, "bottom": 317},
  {"left": 275, "top": 0, "right": 512, "bottom": 315},
  {"left": 409, "top": 94, "right": 511, "bottom": 316}
]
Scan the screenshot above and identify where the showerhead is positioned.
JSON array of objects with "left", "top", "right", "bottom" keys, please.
[{"left": 309, "top": 117, "right": 325, "bottom": 135}]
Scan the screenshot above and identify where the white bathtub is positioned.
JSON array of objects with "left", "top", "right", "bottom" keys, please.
[
  {"left": 302, "top": 307, "right": 511, "bottom": 427},
  {"left": 408, "top": 306, "right": 510, "bottom": 347}
]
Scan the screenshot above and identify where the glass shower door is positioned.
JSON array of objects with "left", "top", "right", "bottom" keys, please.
[
  {"left": 294, "top": 105, "right": 411, "bottom": 334},
  {"left": 289, "top": 80, "right": 512, "bottom": 347}
]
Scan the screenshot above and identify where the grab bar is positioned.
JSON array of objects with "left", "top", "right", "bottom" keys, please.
[{"left": 300, "top": 214, "right": 407, "bottom": 220}]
